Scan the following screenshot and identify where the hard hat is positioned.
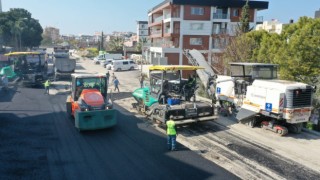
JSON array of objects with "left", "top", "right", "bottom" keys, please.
[{"left": 169, "top": 115, "right": 174, "bottom": 119}]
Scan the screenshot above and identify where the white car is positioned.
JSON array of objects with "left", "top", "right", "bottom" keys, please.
[
  {"left": 100, "top": 59, "right": 114, "bottom": 68},
  {"left": 106, "top": 59, "right": 137, "bottom": 71},
  {"left": 93, "top": 57, "right": 105, "bottom": 64}
]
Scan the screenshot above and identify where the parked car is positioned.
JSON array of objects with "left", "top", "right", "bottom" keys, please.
[
  {"left": 106, "top": 59, "right": 137, "bottom": 71},
  {"left": 93, "top": 53, "right": 122, "bottom": 65},
  {"left": 100, "top": 59, "right": 114, "bottom": 68},
  {"left": 93, "top": 56, "right": 105, "bottom": 64}
]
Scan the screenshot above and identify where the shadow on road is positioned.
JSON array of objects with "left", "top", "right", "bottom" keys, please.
[
  {"left": 0, "top": 85, "right": 20, "bottom": 102},
  {"left": 0, "top": 106, "right": 238, "bottom": 180}
]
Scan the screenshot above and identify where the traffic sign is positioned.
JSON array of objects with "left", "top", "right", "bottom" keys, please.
[
  {"left": 217, "top": 87, "right": 221, "bottom": 94},
  {"left": 265, "top": 103, "right": 272, "bottom": 112}
]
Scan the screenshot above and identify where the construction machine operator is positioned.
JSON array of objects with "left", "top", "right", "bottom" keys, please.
[
  {"left": 76, "top": 79, "right": 84, "bottom": 98},
  {"left": 184, "top": 74, "right": 196, "bottom": 101}
]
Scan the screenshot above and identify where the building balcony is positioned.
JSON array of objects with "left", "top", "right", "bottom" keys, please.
[
  {"left": 213, "top": 13, "right": 229, "bottom": 19},
  {"left": 151, "top": 41, "right": 179, "bottom": 48},
  {"left": 163, "top": 12, "right": 180, "bottom": 20},
  {"left": 256, "top": 16, "right": 264, "bottom": 24},
  {"left": 150, "top": 30, "right": 162, "bottom": 38},
  {"left": 154, "top": 16, "right": 163, "bottom": 23},
  {"left": 212, "top": 28, "right": 229, "bottom": 35}
]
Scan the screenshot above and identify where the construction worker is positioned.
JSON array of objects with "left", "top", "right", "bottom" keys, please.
[
  {"left": 113, "top": 77, "right": 120, "bottom": 92},
  {"left": 44, "top": 79, "right": 51, "bottom": 94},
  {"left": 106, "top": 71, "right": 110, "bottom": 84},
  {"left": 186, "top": 74, "right": 196, "bottom": 88},
  {"left": 166, "top": 115, "right": 177, "bottom": 151},
  {"left": 184, "top": 74, "right": 196, "bottom": 101},
  {"left": 139, "top": 74, "right": 145, "bottom": 88}
]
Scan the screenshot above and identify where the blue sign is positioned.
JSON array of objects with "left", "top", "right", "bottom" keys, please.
[
  {"left": 217, "top": 87, "right": 221, "bottom": 94},
  {"left": 265, "top": 103, "right": 272, "bottom": 112}
]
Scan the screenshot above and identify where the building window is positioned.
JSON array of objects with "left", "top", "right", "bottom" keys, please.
[
  {"left": 190, "top": 38, "right": 203, "bottom": 45},
  {"left": 140, "top": 31, "right": 144, "bottom": 35},
  {"left": 233, "top": 9, "right": 239, "bottom": 17},
  {"left": 191, "top": 7, "right": 204, "bottom": 15},
  {"left": 190, "top": 23, "right": 204, "bottom": 30},
  {"left": 141, "top": 24, "right": 145, "bottom": 29}
]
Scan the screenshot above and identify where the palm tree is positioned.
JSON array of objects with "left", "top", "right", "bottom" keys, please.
[
  {"left": 136, "top": 37, "right": 148, "bottom": 52},
  {"left": 108, "top": 36, "right": 124, "bottom": 52}
]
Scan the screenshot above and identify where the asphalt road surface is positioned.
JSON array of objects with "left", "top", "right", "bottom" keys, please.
[{"left": 0, "top": 85, "right": 238, "bottom": 179}]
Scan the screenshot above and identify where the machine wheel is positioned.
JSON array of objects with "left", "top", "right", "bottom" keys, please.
[
  {"left": 117, "top": 68, "right": 121, "bottom": 71},
  {"left": 276, "top": 126, "right": 288, "bottom": 136},
  {"left": 247, "top": 119, "right": 256, "bottom": 128},
  {"left": 288, "top": 123, "right": 303, "bottom": 133}
]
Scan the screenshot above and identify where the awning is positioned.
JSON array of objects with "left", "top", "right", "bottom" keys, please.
[{"left": 236, "top": 108, "right": 257, "bottom": 121}]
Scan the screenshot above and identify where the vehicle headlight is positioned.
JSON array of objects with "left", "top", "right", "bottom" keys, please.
[
  {"left": 105, "top": 103, "right": 113, "bottom": 110},
  {"left": 79, "top": 99, "right": 91, "bottom": 111}
]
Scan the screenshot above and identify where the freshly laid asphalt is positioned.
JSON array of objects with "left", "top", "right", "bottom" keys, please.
[{"left": 0, "top": 82, "right": 239, "bottom": 179}]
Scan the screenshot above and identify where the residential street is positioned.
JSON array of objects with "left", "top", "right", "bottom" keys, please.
[
  {"left": 1, "top": 55, "right": 320, "bottom": 180},
  {"left": 70, "top": 56, "right": 320, "bottom": 179},
  {"left": 0, "top": 56, "right": 238, "bottom": 180}
]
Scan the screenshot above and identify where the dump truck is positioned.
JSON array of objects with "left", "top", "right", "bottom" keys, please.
[
  {"left": 132, "top": 65, "right": 217, "bottom": 125},
  {"left": 53, "top": 58, "right": 76, "bottom": 81},
  {"left": 53, "top": 46, "right": 69, "bottom": 58},
  {"left": 5, "top": 52, "right": 47, "bottom": 86},
  {"left": 66, "top": 73, "right": 117, "bottom": 131}
]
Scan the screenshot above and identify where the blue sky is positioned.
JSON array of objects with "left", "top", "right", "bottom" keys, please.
[{"left": 2, "top": 0, "right": 320, "bottom": 35}]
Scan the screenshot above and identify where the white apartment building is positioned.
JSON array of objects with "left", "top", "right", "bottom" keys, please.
[
  {"left": 255, "top": 20, "right": 283, "bottom": 34},
  {"left": 136, "top": 21, "right": 149, "bottom": 42}
]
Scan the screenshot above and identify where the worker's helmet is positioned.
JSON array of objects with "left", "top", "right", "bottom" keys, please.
[{"left": 169, "top": 115, "right": 174, "bottom": 119}]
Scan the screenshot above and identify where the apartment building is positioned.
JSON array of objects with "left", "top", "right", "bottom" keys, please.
[
  {"left": 315, "top": 9, "right": 320, "bottom": 18},
  {"left": 255, "top": 19, "right": 283, "bottom": 34},
  {"left": 146, "top": 0, "right": 268, "bottom": 69},
  {"left": 43, "top": 26, "right": 60, "bottom": 42},
  {"left": 137, "top": 21, "right": 149, "bottom": 42}
]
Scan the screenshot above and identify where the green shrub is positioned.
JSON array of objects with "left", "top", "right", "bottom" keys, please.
[{"left": 86, "top": 48, "right": 99, "bottom": 58}]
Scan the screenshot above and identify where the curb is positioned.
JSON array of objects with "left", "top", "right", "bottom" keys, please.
[
  {"left": 197, "top": 95, "right": 320, "bottom": 137},
  {"left": 302, "top": 128, "right": 320, "bottom": 136}
]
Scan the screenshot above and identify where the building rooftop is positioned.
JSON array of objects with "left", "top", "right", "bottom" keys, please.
[{"left": 149, "top": 0, "right": 269, "bottom": 13}]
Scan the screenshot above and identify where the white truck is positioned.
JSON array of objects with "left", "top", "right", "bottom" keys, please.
[
  {"left": 53, "top": 46, "right": 70, "bottom": 58},
  {"left": 93, "top": 53, "right": 122, "bottom": 64},
  {"left": 53, "top": 58, "right": 76, "bottom": 81},
  {"left": 184, "top": 49, "right": 314, "bottom": 136},
  {"left": 215, "top": 63, "right": 313, "bottom": 136}
]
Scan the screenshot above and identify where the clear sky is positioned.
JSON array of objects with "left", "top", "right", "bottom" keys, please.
[{"left": 2, "top": 0, "right": 320, "bottom": 35}]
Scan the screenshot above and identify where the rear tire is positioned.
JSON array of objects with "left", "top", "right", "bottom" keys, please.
[
  {"left": 129, "top": 66, "right": 134, "bottom": 70},
  {"left": 288, "top": 123, "right": 303, "bottom": 133},
  {"left": 248, "top": 119, "right": 256, "bottom": 128},
  {"left": 117, "top": 68, "right": 121, "bottom": 71}
]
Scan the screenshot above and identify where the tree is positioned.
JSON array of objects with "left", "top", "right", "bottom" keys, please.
[
  {"left": 136, "top": 37, "right": 148, "bottom": 52},
  {"left": 239, "top": 0, "right": 250, "bottom": 33},
  {"left": 274, "top": 17, "right": 320, "bottom": 81},
  {"left": 223, "top": 35, "right": 253, "bottom": 64},
  {"left": 107, "top": 36, "right": 124, "bottom": 52},
  {"left": 0, "top": 8, "right": 43, "bottom": 50},
  {"left": 100, "top": 31, "right": 104, "bottom": 50}
]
